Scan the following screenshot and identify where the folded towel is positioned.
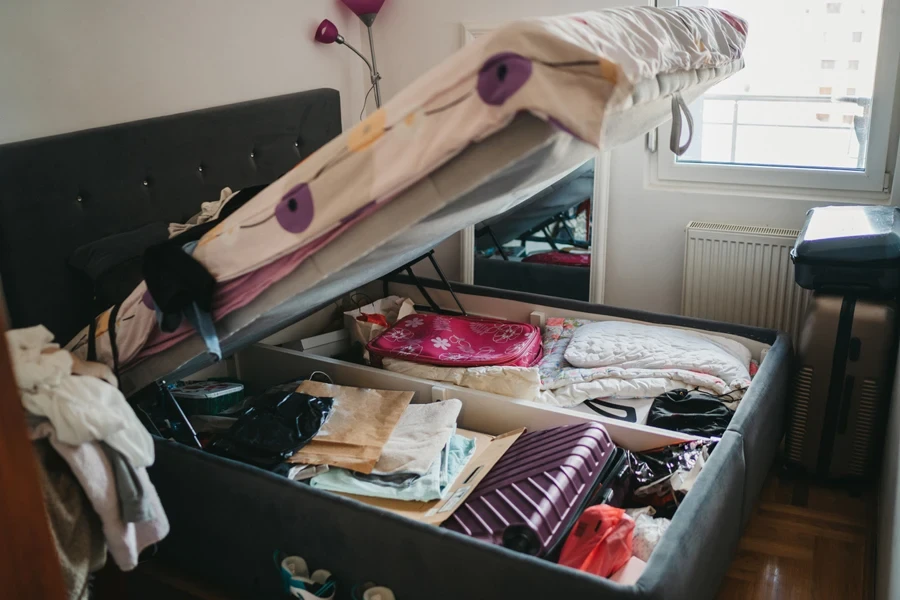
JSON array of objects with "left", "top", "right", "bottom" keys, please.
[
  {"left": 309, "top": 434, "right": 476, "bottom": 502},
  {"left": 371, "top": 399, "right": 462, "bottom": 477}
]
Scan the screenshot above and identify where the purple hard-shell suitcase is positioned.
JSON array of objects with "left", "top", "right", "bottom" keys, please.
[{"left": 444, "top": 422, "right": 619, "bottom": 557}]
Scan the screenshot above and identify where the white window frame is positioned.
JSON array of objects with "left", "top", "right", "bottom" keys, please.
[{"left": 654, "top": 0, "right": 900, "bottom": 194}]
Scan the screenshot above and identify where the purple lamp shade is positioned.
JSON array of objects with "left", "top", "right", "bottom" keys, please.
[
  {"left": 315, "top": 19, "right": 340, "bottom": 44},
  {"left": 340, "top": 0, "right": 385, "bottom": 25}
]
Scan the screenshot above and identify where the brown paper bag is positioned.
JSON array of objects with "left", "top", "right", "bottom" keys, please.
[
  {"left": 288, "top": 380, "right": 412, "bottom": 474},
  {"left": 343, "top": 296, "right": 416, "bottom": 362}
]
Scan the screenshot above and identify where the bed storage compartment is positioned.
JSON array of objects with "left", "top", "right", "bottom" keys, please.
[
  {"left": 146, "top": 280, "right": 789, "bottom": 600},
  {"left": 150, "top": 353, "right": 747, "bottom": 600}
]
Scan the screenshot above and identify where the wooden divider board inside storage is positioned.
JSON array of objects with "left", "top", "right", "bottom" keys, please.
[{"left": 235, "top": 344, "right": 695, "bottom": 453}]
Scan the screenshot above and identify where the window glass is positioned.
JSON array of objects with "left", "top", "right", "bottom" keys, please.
[{"left": 677, "top": 0, "right": 885, "bottom": 171}]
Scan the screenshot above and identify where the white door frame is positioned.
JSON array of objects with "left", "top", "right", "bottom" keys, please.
[{"left": 458, "top": 22, "right": 610, "bottom": 303}]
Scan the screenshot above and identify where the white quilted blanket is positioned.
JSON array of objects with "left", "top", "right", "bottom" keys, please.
[{"left": 561, "top": 320, "right": 752, "bottom": 398}]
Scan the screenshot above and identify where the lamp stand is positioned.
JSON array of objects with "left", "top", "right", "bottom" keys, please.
[
  {"left": 366, "top": 24, "right": 383, "bottom": 108},
  {"left": 336, "top": 27, "right": 383, "bottom": 109}
]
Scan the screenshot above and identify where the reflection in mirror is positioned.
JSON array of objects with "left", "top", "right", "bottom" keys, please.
[{"left": 473, "top": 159, "right": 594, "bottom": 300}]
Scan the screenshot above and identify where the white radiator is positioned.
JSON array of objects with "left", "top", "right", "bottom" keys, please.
[{"left": 681, "top": 221, "right": 811, "bottom": 342}]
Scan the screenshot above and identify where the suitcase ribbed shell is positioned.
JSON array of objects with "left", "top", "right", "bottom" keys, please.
[{"left": 444, "top": 422, "right": 615, "bottom": 556}]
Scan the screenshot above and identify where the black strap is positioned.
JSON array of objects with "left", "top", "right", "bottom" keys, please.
[
  {"left": 583, "top": 399, "right": 638, "bottom": 423},
  {"left": 107, "top": 303, "right": 122, "bottom": 382},
  {"left": 817, "top": 296, "right": 857, "bottom": 476},
  {"left": 86, "top": 303, "right": 121, "bottom": 386}
]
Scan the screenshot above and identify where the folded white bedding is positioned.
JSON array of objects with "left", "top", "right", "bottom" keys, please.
[
  {"left": 384, "top": 318, "right": 754, "bottom": 414},
  {"left": 536, "top": 318, "right": 751, "bottom": 408},
  {"left": 564, "top": 321, "right": 752, "bottom": 389}
]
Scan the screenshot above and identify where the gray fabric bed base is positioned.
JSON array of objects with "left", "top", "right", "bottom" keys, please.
[{"left": 148, "top": 283, "right": 791, "bottom": 600}]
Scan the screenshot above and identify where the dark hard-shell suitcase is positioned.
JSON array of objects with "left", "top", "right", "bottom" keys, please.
[
  {"left": 791, "top": 205, "right": 900, "bottom": 294},
  {"left": 786, "top": 294, "right": 897, "bottom": 479},
  {"left": 444, "top": 422, "right": 619, "bottom": 557}
]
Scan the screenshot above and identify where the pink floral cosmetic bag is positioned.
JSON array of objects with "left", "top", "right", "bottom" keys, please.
[{"left": 367, "top": 314, "right": 543, "bottom": 368}]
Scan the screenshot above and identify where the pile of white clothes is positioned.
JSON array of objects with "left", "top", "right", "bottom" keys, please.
[{"left": 8, "top": 325, "right": 168, "bottom": 572}]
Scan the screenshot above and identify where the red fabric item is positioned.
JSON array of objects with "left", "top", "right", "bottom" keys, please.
[
  {"left": 357, "top": 313, "right": 390, "bottom": 327},
  {"left": 558, "top": 505, "right": 635, "bottom": 578},
  {"left": 367, "top": 314, "right": 543, "bottom": 368},
  {"left": 749, "top": 360, "right": 759, "bottom": 378},
  {"left": 522, "top": 250, "right": 591, "bottom": 267}
]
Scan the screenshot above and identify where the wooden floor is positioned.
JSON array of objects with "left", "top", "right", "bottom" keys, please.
[
  {"left": 118, "top": 468, "right": 877, "bottom": 600},
  {"left": 718, "top": 470, "right": 876, "bottom": 599}
]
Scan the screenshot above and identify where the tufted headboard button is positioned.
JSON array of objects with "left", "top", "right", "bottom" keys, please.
[{"left": 0, "top": 87, "right": 341, "bottom": 342}]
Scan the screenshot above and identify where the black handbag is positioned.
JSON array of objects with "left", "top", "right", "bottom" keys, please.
[{"left": 209, "top": 382, "right": 334, "bottom": 469}]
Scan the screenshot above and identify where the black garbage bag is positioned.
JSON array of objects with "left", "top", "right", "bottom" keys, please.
[
  {"left": 209, "top": 382, "right": 333, "bottom": 469},
  {"left": 646, "top": 389, "right": 734, "bottom": 438},
  {"left": 626, "top": 440, "right": 714, "bottom": 519}
]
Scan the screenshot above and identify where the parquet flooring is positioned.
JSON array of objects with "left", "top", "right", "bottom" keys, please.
[{"left": 717, "top": 470, "right": 875, "bottom": 599}]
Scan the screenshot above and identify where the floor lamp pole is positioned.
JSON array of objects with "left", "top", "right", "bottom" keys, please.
[{"left": 366, "top": 24, "right": 382, "bottom": 108}]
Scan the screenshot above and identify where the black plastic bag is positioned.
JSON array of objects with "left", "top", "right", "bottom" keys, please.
[
  {"left": 209, "top": 382, "right": 333, "bottom": 469},
  {"left": 646, "top": 389, "right": 734, "bottom": 438},
  {"left": 626, "top": 440, "right": 714, "bottom": 519}
]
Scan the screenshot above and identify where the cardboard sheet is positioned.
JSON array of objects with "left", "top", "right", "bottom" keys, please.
[{"left": 331, "top": 428, "right": 524, "bottom": 526}]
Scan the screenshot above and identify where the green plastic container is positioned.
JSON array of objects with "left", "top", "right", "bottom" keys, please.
[{"left": 169, "top": 380, "right": 245, "bottom": 416}]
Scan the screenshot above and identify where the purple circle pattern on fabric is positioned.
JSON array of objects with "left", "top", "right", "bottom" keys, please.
[
  {"left": 276, "top": 183, "right": 315, "bottom": 233},
  {"left": 477, "top": 53, "right": 533, "bottom": 106},
  {"left": 141, "top": 290, "right": 155, "bottom": 310}
]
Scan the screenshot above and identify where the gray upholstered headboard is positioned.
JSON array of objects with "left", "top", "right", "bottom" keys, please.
[{"left": 0, "top": 89, "right": 342, "bottom": 342}]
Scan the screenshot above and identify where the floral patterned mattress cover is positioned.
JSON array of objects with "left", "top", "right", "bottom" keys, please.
[{"left": 68, "top": 6, "right": 747, "bottom": 371}]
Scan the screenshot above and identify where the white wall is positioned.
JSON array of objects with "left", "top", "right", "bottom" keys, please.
[
  {"left": 0, "top": 0, "right": 888, "bottom": 315},
  {"left": 373, "top": 0, "right": 878, "bottom": 315},
  {"left": 0, "top": 0, "right": 367, "bottom": 143}
]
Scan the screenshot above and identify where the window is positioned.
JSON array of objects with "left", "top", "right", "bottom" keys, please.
[
  {"left": 656, "top": 0, "right": 900, "bottom": 194},
  {"left": 852, "top": 31, "right": 864, "bottom": 42},
  {"left": 826, "top": 2, "right": 842, "bottom": 13}
]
